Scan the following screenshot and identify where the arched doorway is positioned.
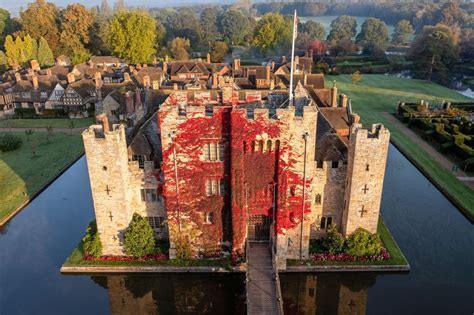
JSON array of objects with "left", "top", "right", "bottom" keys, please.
[{"left": 247, "top": 215, "right": 272, "bottom": 241}]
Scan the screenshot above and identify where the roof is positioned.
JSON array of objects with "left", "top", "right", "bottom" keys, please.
[
  {"left": 315, "top": 132, "right": 348, "bottom": 162},
  {"left": 170, "top": 61, "right": 209, "bottom": 76},
  {"left": 90, "top": 56, "right": 122, "bottom": 65},
  {"left": 318, "top": 107, "right": 350, "bottom": 131}
]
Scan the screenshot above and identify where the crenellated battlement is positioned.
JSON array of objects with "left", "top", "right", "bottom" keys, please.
[{"left": 351, "top": 123, "right": 390, "bottom": 141}]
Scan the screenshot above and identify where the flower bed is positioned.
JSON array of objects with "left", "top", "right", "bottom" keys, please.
[
  {"left": 310, "top": 248, "right": 390, "bottom": 263},
  {"left": 84, "top": 253, "right": 168, "bottom": 262}
]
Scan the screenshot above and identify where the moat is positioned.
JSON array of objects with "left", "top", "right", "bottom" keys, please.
[{"left": 0, "top": 145, "right": 473, "bottom": 314}]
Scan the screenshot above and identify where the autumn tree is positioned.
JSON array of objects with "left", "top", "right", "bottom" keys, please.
[
  {"left": 59, "top": 4, "right": 94, "bottom": 64},
  {"left": 169, "top": 37, "right": 190, "bottom": 60},
  {"left": 37, "top": 36, "right": 54, "bottom": 67},
  {"left": 252, "top": 12, "right": 292, "bottom": 55},
  {"left": 392, "top": 20, "right": 414, "bottom": 45},
  {"left": 4, "top": 35, "right": 21, "bottom": 67},
  {"left": 209, "top": 41, "right": 228, "bottom": 62},
  {"left": 221, "top": 9, "right": 250, "bottom": 46},
  {"left": 409, "top": 25, "right": 459, "bottom": 84},
  {"left": 106, "top": 10, "right": 157, "bottom": 64},
  {"left": 327, "top": 15, "right": 357, "bottom": 41},
  {"left": 21, "top": 35, "right": 38, "bottom": 66},
  {"left": 19, "top": 0, "right": 60, "bottom": 53},
  {"left": 356, "top": 18, "right": 389, "bottom": 50},
  {"left": 0, "top": 51, "right": 7, "bottom": 72},
  {"left": 200, "top": 7, "right": 218, "bottom": 48}
]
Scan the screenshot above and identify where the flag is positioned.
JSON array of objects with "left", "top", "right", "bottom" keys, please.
[{"left": 293, "top": 10, "right": 298, "bottom": 40}]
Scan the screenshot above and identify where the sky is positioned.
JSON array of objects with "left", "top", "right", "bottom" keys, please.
[{"left": 1, "top": 0, "right": 235, "bottom": 16}]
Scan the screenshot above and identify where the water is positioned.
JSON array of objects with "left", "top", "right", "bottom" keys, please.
[{"left": 0, "top": 146, "right": 473, "bottom": 314}]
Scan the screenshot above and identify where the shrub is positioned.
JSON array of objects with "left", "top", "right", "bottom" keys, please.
[
  {"left": 82, "top": 221, "right": 102, "bottom": 258},
  {"left": 14, "top": 108, "right": 37, "bottom": 118},
  {"left": 0, "top": 134, "right": 22, "bottom": 152},
  {"left": 123, "top": 213, "right": 155, "bottom": 258},
  {"left": 344, "top": 228, "right": 382, "bottom": 257},
  {"left": 320, "top": 225, "right": 345, "bottom": 254}
]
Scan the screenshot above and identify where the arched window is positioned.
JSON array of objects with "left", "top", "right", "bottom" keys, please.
[
  {"left": 243, "top": 141, "right": 247, "bottom": 153},
  {"left": 275, "top": 140, "right": 280, "bottom": 151},
  {"left": 327, "top": 217, "right": 332, "bottom": 228},
  {"left": 251, "top": 141, "right": 256, "bottom": 153},
  {"left": 205, "top": 212, "right": 214, "bottom": 224},
  {"left": 290, "top": 186, "right": 296, "bottom": 196},
  {"left": 315, "top": 194, "right": 321, "bottom": 205},
  {"left": 320, "top": 217, "right": 326, "bottom": 229},
  {"left": 267, "top": 140, "right": 272, "bottom": 152},
  {"left": 258, "top": 140, "right": 264, "bottom": 153}
]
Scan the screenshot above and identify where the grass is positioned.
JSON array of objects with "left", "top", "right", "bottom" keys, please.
[
  {"left": 63, "top": 240, "right": 232, "bottom": 269},
  {"left": 288, "top": 219, "right": 408, "bottom": 267},
  {"left": 0, "top": 117, "right": 95, "bottom": 129},
  {"left": 325, "top": 74, "right": 474, "bottom": 217},
  {"left": 0, "top": 132, "right": 84, "bottom": 222}
]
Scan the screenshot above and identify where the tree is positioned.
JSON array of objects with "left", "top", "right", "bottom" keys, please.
[
  {"left": 327, "top": 15, "right": 357, "bottom": 41},
  {"left": 209, "top": 41, "right": 228, "bottom": 63},
  {"left": 106, "top": 11, "right": 157, "bottom": 64},
  {"left": 409, "top": 25, "right": 458, "bottom": 84},
  {"left": 37, "top": 37, "right": 54, "bottom": 67},
  {"left": 22, "top": 35, "right": 38, "bottom": 65},
  {"left": 344, "top": 228, "right": 381, "bottom": 257},
  {"left": 123, "top": 213, "right": 155, "bottom": 258},
  {"left": 100, "top": 0, "right": 111, "bottom": 17},
  {"left": 200, "top": 7, "right": 218, "bottom": 48},
  {"left": 351, "top": 71, "right": 362, "bottom": 84},
  {"left": 169, "top": 37, "right": 190, "bottom": 61},
  {"left": 221, "top": 9, "right": 250, "bottom": 46},
  {"left": 300, "top": 20, "right": 325, "bottom": 40},
  {"left": 19, "top": 0, "right": 60, "bottom": 53},
  {"left": 460, "top": 28, "right": 474, "bottom": 61},
  {"left": 82, "top": 221, "right": 102, "bottom": 258},
  {"left": 356, "top": 18, "right": 389, "bottom": 49},
  {"left": 165, "top": 8, "right": 201, "bottom": 49},
  {"left": 114, "top": 0, "right": 125, "bottom": 12},
  {"left": 320, "top": 225, "right": 344, "bottom": 254},
  {"left": 392, "top": 20, "right": 414, "bottom": 45},
  {"left": 252, "top": 12, "right": 292, "bottom": 55},
  {"left": 59, "top": 4, "right": 94, "bottom": 64},
  {"left": 329, "top": 39, "right": 358, "bottom": 56},
  {"left": 0, "top": 51, "right": 7, "bottom": 72},
  {"left": 437, "top": 1, "right": 464, "bottom": 29},
  {"left": 4, "top": 35, "right": 21, "bottom": 67}
]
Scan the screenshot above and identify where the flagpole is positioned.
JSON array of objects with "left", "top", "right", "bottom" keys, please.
[{"left": 289, "top": 9, "right": 297, "bottom": 106}]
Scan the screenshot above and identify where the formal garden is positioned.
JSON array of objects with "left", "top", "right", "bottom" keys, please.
[{"left": 397, "top": 101, "right": 474, "bottom": 172}]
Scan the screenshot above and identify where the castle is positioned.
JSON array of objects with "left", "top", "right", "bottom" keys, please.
[{"left": 82, "top": 55, "right": 390, "bottom": 270}]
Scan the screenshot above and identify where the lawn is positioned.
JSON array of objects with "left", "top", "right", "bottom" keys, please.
[
  {"left": 325, "top": 74, "right": 474, "bottom": 218},
  {"left": 0, "top": 132, "right": 84, "bottom": 222},
  {"left": 288, "top": 219, "right": 408, "bottom": 267},
  {"left": 0, "top": 117, "right": 95, "bottom": 129}
]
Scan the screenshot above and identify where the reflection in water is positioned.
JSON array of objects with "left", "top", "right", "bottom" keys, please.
[
  {"left": 281, "top": 273, "right": 376, "bottom": 315},
  {"left": 91, "top": 274, "right": 246, "bottom": 315}
]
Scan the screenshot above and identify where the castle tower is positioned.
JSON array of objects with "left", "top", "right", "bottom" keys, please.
[
  {"left": 341, "top": 124, "right": 390, "bottom": 235},
  {"left": 83, "top": 122, "right": 132, "bottom": 255}
]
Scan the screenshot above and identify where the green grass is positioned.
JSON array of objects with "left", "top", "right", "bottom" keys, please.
[
  {"left": 0, "top": 118, "right": 95, "bottom": 129},
  {"left": 325, "top": 74, "right": 474, "bottom": 217},
  {"left": 0, "top": 132, "right": 84, "bottom": 222},
  {"left": 63, "top": 240, "right": 232, "bottom": 269},
  {"left": 288, "top": 219, "right": 408, "bottom": 267}
]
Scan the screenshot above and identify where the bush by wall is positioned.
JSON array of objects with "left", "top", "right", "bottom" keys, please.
[
  {"left": 14, "top": 108, "right": 37, "bottom": 119},
  {"left": 82, "top": 221, "right": 102, "bottom": 258},
  {"left": 344, "top": 228, "right": 382, "bottom": 257},
  {"left": 320, "top": 225, "right": 345, "bottom": 254},
  {"left": 0, "top": 134, "right": 22, "bottom": 152},
  {"left": 123, "top": 213, "right": 156, "bottom": 258}
]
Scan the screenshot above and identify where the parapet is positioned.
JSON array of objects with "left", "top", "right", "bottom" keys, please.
[
  {"left": 350, "top": 123, "right": 390, "bottom": 141},
  {"left": 82, "top": 123, "right": 126, "bottom": 141}
]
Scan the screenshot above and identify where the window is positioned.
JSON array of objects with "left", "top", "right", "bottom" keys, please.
[
  {"left": 204, "top": 142, "right": 224, "bottom": 161},
  {"left": 320, "top": 216, "right": 332, "bottom": 229},
  {"left": 205, "top": 212, "right": 214, "bottom": 224},
  {"left": 332, "top": 161, "right": 339, "bottom": 168},
  {"left": 141, "top": 188, "right": 159, "bottom": 202},
  {"left": 266, "top": 140, "right": 272, "bottom": 152},
  {"left": 320, "top": 217, "right": 326, "bottom": 229},
  {"left": 290, "top": 186, "right": 296, "bottom": 196},
  {"left": 366, "top": 164, "right": 370, "bottom": 171},
  {"left": 308, "top": 288, "right": 315, "bottom": 297},
  {"left": 132, "top": 154, "right": 145, "bottom": 168},
  {"left": 317, "top": 161, "right": 323, "bottom": 168},
  {"left": 258, "top": 140, "right": 264, "bottom": 153},
  {"left": 111, "top": 109, "right": 117, "bottom": 116},
  {"left": 327, "top": 217, "right": 332, "bottom": 227},
  {"left": 315, "top": 194, "right": 321, "bottom": 205},
  {"left": 205, "top": 179, "right": 224, "bottom": 196},
  {"left": 148, "top": 216, "right": 165, "bottom": 229}
]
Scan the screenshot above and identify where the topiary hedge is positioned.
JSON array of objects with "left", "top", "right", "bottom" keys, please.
[
  {"left": 0, "top": 134, "right": 22, "bottom": 152},
  {"left": 82, "top": 221, "right": 102, "bottom": 258},
  {"left": 123, "top": 213, "right": 155, "bottom": 258}
]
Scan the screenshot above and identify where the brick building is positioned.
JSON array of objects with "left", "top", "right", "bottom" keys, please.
[{"left": 82, "top": 59, "right": 390, "bottom": 269}]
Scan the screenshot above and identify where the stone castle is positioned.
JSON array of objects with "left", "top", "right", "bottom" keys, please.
[{"left": 82, "top": 55, "right": 390, "bottom": 269}]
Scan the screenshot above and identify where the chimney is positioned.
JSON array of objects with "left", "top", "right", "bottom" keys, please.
[
  {"left": 173, "top": 83, "right": 178, "bottom": 90},
  {"left": 46, "top": 69, "right": 52, "bottom": 77},
  {"left": 339, "top": 94, "right": 348, "bottom": 108},
  {"left": 163, "top": 62, "right": 168, "bottom": 75},
  {"left": 152, "top": 80, "right": 159, "bottom": 90},
  {"left": 233, "top": 59, "right": 240, "bottom": 70},
  {"left": 270, "top": 78, "right": 275, "bottom": 90},
  {"left": 207, "top": 53, "right": 211, "bottom": 63},
  {"left": 212, "top": 72, "right": 218, "bottom": 88},
  {"left": 143, "top": 75, "right": 150, "bottom": 88},
  {"left": 143, "top": 63, "right": 147, "bottom": 68},
  {"left": 30, "top": 60, "right": 40, "bottom": 71},
  {"left": 95, "top": 72, "right": 102, "bottom": 89},
  {"left": 129, "top": 65, "right": 134, "bottom": 73},
  {"left": 153, "top": 57, "right": 157, "bottom": 66},
  {"left": 97, "top": 113, "right": 110, "bottom": 132},
  {"left": 271, "top": 61, "right": 275, "bottom": 71},
  {"left": 27, "top": 68, "right": 34, "bottom": 77},
  {"left": 67, "top": 73, "right": 75, "bottom": 84},
  {"left": 331, "top": 80, "right": 337, "bottom": 107},
  {"left": 123, "top": 72, "right": 131, "bottom": 82},
  {"left": 165, "top": 55, "right": 169, "bottom": 62},
  {"left": 89, "top": 61, "right": 95, "bottom": 69},
  {"left": 351, "top": 113, "right": 360, "bottom": 125},
  {"left": 125, "top": 91, "right": 134, "bottom": 114},
  {"left": 136, "top": 64, "right": 142, "bottom": 70},
  {"left": 309, "top": 50, "right": 314, "bottom": 59},
  {"left": 135, "top": 88, "right": 142, "bottom": 106},
  {"left": 15, "top": 73, "right": 21, "bottom": 82},
  {"left": 32, "top": 75, "right": 39, "bottom": 89},
  {"left": 303, "top": 72, "right": 307, "bottom": 85},
  {"left": 294, "top": 55, "right": 299, "bottom": 65},
  {"left": 265, "top": 65, "right": 271, "bottom": 82}
]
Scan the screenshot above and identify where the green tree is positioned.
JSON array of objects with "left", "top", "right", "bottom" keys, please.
[
  {"left": 22, "top": 34, "right": 38, "bottom": 65},
  {"left": 209, "top": 41, "right": 228, "bottom": 62},
  {"left": 82, "top": 221, "right": 102, "bottom": 258},
  {"left": 106, "top": 11, "right": 157, "bottom": 64},
  {"left": 252, "top": 12, "right": 292, "bottom": 54},
  {"left": 356, "top": 18, "right": 389, "bottom": 49},
  {"left": 19, "top": 0, "right": 60, "bottom": 53},
  {"left": 300, "top": 20, "right": 325, "bottom": 40},
  {"left": 59, "top": 4, "right": 94, "bottom": 63},
  {"left": 392, "top": 20, "right": 414, "bottom": 45},
  {"left": 438, "top": 1, "right": 464, "bottom": 28},
  {"left": 4, "top": 35, "right": 21, "bottom": 67},
  {"left": 344, "top": 228, "right": 381, "bottom": 257},
  {"left": 351, "top": 71, "right": 362, "bottom": 84},
  {"left": 200, "top": 7, "right": 218, "bottom": 48},
  {"left": 123, "top": 213, "right": 155, "bottom": 258},
  {"left": 320, "top": 225, "right": 344, "bottom": 254},
  {"left": 169, "top": 37, "right": 190, "bottom": 60},
  {"left": 327, "top": 15, "right": 357, "bottom": 41},
  {"left": 409, "top": 25, "right": 459, "bottom": 84},
  {"left": 221, "top": 9, "right": 250, "bottom": 45},
  {"left": 37, "top": 36, "right": 54, "bottom": 67},
  {"left": 0, "top": 50, "right": 7, "bottom": 72}
]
